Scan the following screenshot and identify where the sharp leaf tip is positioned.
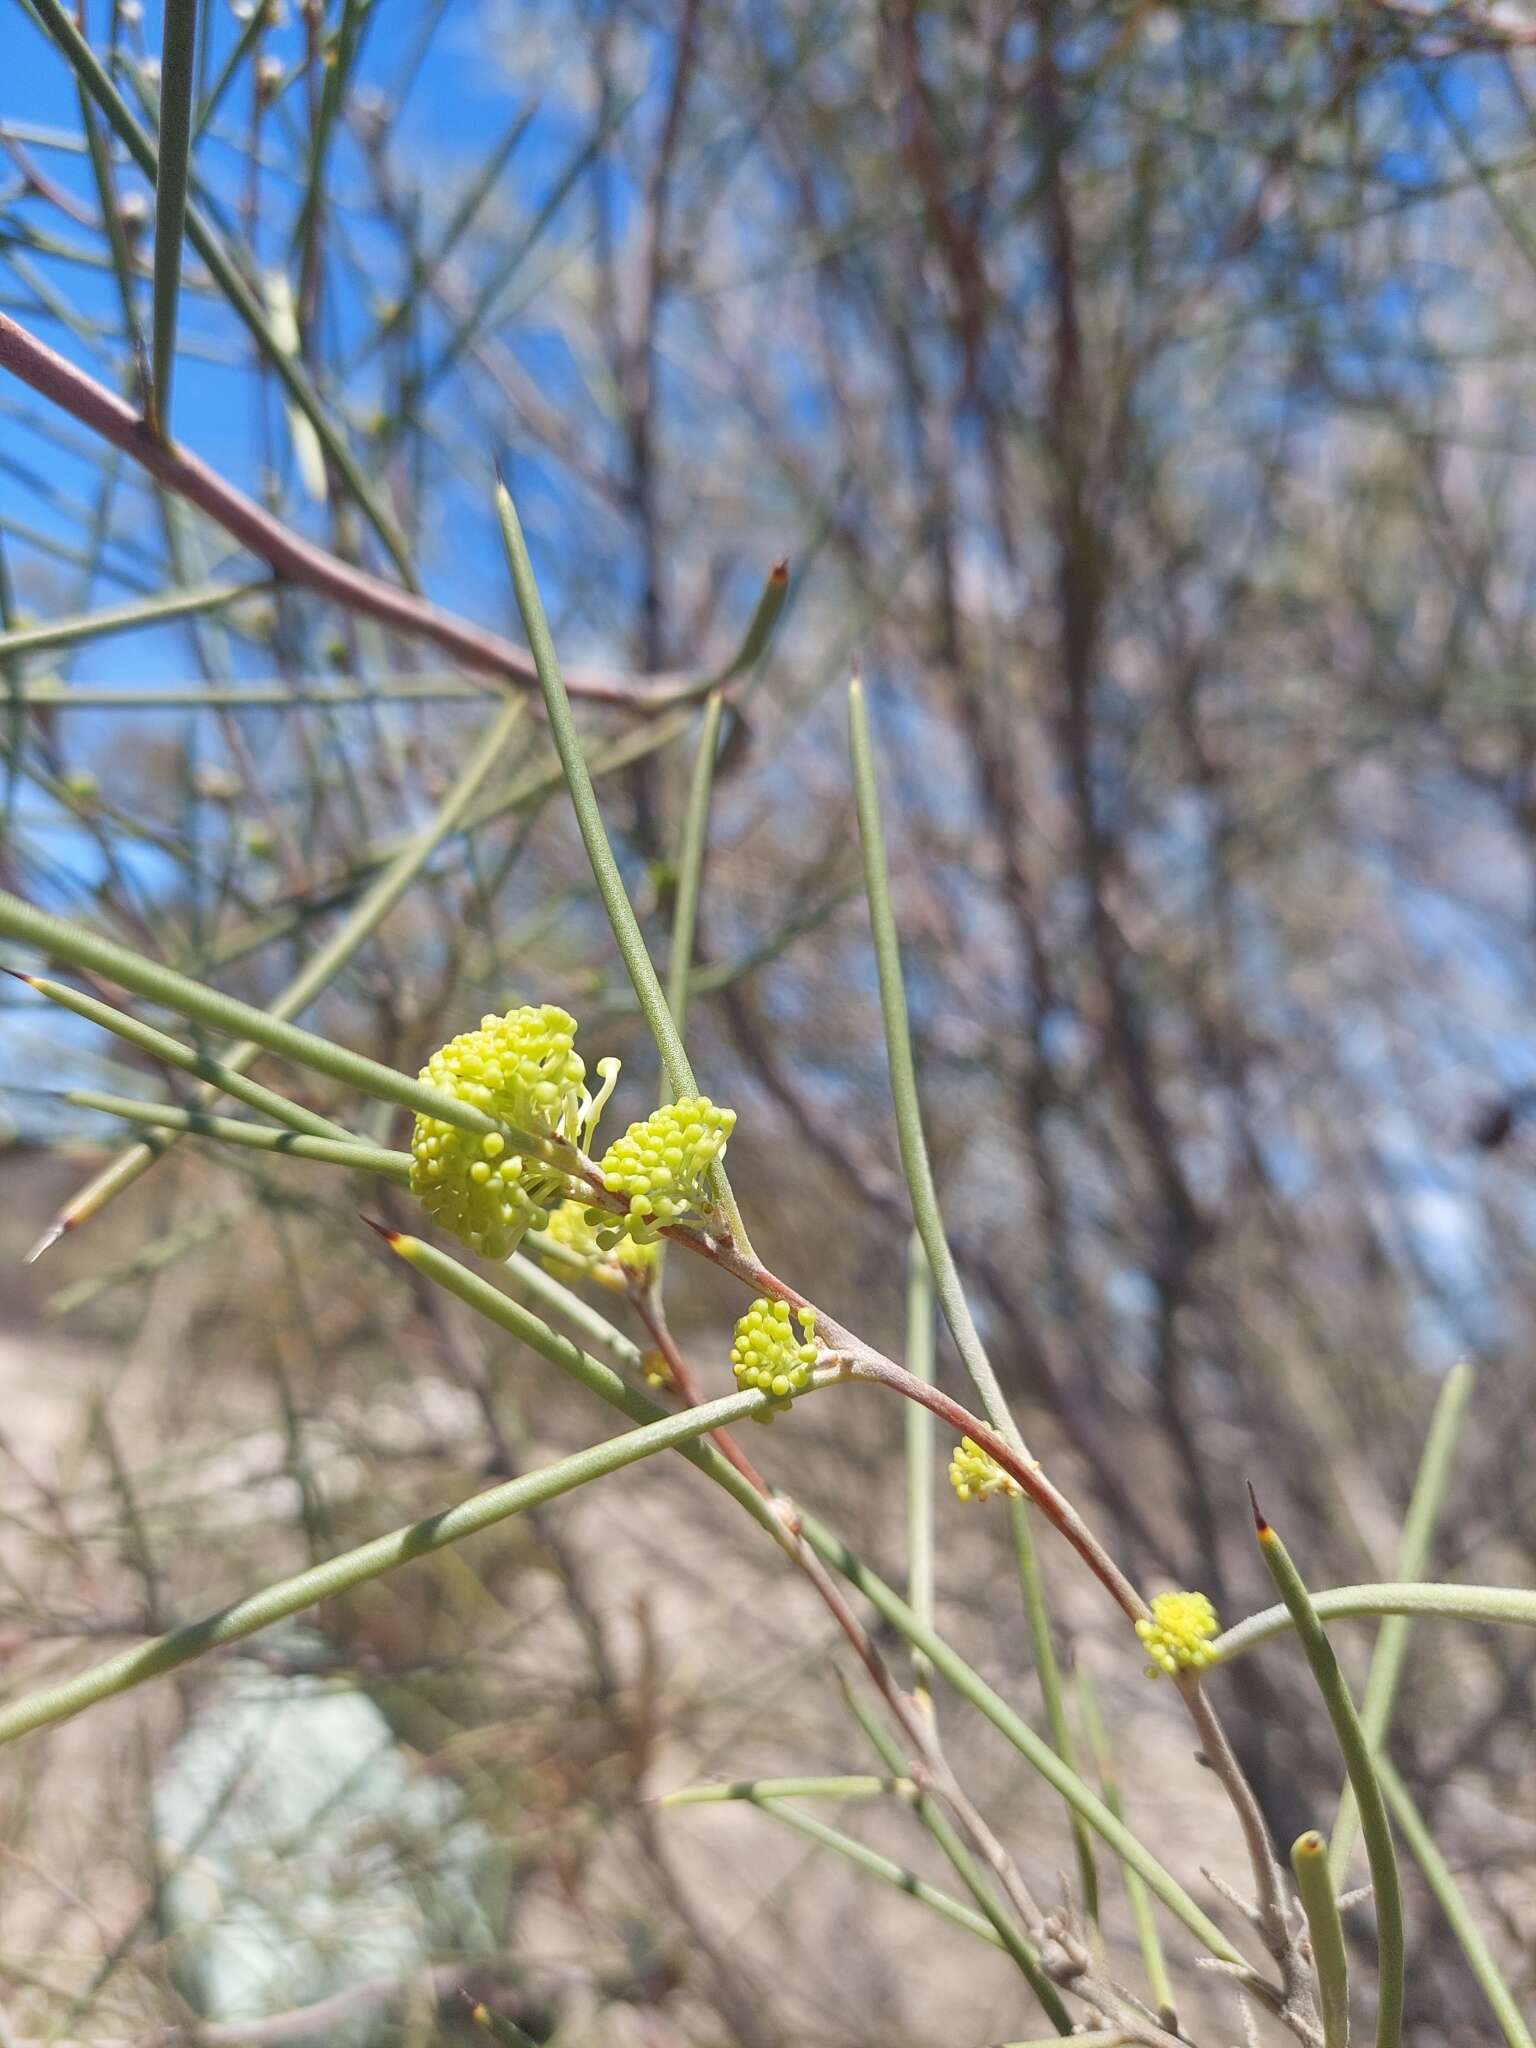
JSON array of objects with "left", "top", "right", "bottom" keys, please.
[{"left": 24, "top": 1220, "right": 67, "bottom": 1265}]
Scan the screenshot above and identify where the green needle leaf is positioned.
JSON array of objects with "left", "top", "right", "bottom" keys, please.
[
  {"left": 1253, "top": 1491, "right": 1403, "bottom": 2048},
  {"left": 494, "top": 474, "right": 751, "bottom": 1251},
  {"left": 0, "top": 579, "right": 267, "bottom": 662},
  {"left": 150, "top": 0, "right": 197, "bottom": 436},
  {"left": 62, "top": 1088, "right": 409, "bottom": 1179},
  {"left": 1329, "top": 1362, "right": 1473, "bottom": 1883},
  {"left": 1213, "top": 1583, "right": 1536, "bottom": 1661},
  {"left": 18, "top": 970, "right": 355, "bottom": 1143},
  {"left": 1378, "top": 1758, "right": 1533, "bottom": 2048},
  {"left": 1291, "top": 1830, "right": 1351, "bottom": 2048},
  {"left": 0, "top": 1380, "right": 790, "bottom": 1748}
]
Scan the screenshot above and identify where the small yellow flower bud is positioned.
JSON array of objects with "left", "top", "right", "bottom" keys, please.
[
  {"left": 539, "top": 1199, "right": 662, "bottom": 1293},
  {"left": 598, "top": 1096, "right": 736, "bottom": 1243},
  {"left": 1135, "top": 1590, "right": 1219, "bottom": 1677},
  {"left": 730, "top": 1297, "right": 818, "bottom": 1422},
  {"left": 947, "top": 1436, "right": 1021, "bottom": 1505},
  {"left": 640, "top": 1348, "right": 672, "bottom": 1390}
]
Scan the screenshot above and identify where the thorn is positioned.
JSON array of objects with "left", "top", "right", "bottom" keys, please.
[
  {"left": 1, "top": 967, "right": 39, "bottom": 987},
  {"left": 358, "top": 1213, "right": 401, "bottom": 1246},
  {"left": 24, "top": 1219, "right": 66, "bottom": 1265},
  {"left": 769, "top": 557, "right": 789, "bottom": 584},
  {"left": 1246, "top": 1480, "right": 1269, "bottom": 1535}
]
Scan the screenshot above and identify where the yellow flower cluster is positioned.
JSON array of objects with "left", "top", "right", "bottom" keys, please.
[
  {"left": 409, "top": 1006, "right": 616, "bottom": 1261},
  {"left": 598, "top": 1096, "right": 736, "bottom": 1242},
  {"left": 639, "top": 1348, "right": 673, "bottom": 1389},
  {"left": 730, "top": 1297, "right": 819, "bottom": 1421},
  {"left": 540, "top": 1197, "right": 604, "bottom": 1263},
  {"left": 1135, "top": 1590, "right": 1219, "bottom": 1677},
  {"left": 541, "top": 1199, "right": 659, "bottom": 1292},
  {"left": 409, "top": 1011, "right": 740, "bottom": 1273},
  {"left": 947, "top": 1436, "right": 1020, "bottom": 1505}
]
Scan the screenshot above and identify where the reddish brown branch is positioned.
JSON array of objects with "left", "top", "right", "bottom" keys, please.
[
  {"left": 627, "top": 1280, "right": 772, "bottom": 1498},
  {"left": 0, "top": 311, "right": 690, "bottom": 708}
]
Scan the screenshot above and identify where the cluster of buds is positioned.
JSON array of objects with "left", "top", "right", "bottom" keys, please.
[
  {"left": 597, "top": 1097, "right": 736, "bottom": 1243},
  {"left": 639, "top": 1348, "right": 673, "bottom": 1390},
  {"left": 409, "top": 1006, "right": 617, "bottom": 1262},
  {"left": 948, "top": 1436, "right": 1021, "bottom": 1505},
  {"left": 730, "top": 1298, "right": 819, "bottom": 1421},
  {"left": 540, "top": 1199, "right": 659, "bottom": 1292},
  {"left": 409, "top": 1009, "right": 740, "bottom": 1271},
  {"left": 1135, "top": 1590, "right": 1219, "bottom": 1677}
]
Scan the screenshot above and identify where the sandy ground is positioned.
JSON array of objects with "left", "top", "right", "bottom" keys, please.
[{"left": 0, "top": 1295, "right": 1296, "bottom": 2048}]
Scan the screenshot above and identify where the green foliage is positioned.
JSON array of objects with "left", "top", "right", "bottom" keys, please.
[
  {"left": 0, "top": 490, "right": 1528, "bottom": 2044},
  {"left": 3, "top": 6, "right": 1535, "bottom": 2039}
]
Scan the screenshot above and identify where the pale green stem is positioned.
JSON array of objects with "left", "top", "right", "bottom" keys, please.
[
  {"left": 1214, "top": 1584, "right": 1536, "bottom": 1662},
  {"left": 1010, "top": 1496, "right": 1098, "bottom": 1925},
  {"left": 381, "top": 1231, "right": 1240, "bottom": 1970},
  {"left": 63, "top": 1088, "right": 409, "bottom": 1179},
  {"left": 1255, "top": 1508, "right": 1403, "bottom": 2048},
  {"left": 706, "top": 561, "right": 791, "bottom": 691},
  {"left": 1330, "top": 1362, "right": 1473, "bottom": 1884},
  {"left": 905, "top": 1232, "right": 935, "bottom": 1708},
  {"left": 660, "top": 1776, "right": 909, "bottom": 1808},
  {"left": 1378, "top": 1758, "right": 1534, "bottom": 2048},
  {"left": 0, "top": 1384, "right": 790, "bottom": 1748},
  {"left": 150, "top": 0, "right": 197, "bottom": 435},
  {"left": 0, "top": 579, "right": 266, "bottom": 660},
  {"left": 652, "top": 688, "right": 724, "bottom": 1288},
  {"left": 0, "top": 887, "right": 495, "bottom": 1137},
  {"left": 494, "top": 478, "right": 752, "bottom": 1255},
  {"left": 468, "top": 2000, "right": 539, "bottom": 2047},
  {"left": 664, "top": 689, "right": 724, "bottom": 1044},
  {"left": 7, "top": 677, "right": 487, "bottom": 709},
  {"left": 194, "top": 0, "right": 270, "bottom": 139},
  {"left": 843, "top": 1679, "right": 1072, "bottom": 2033},
  {"left": 504, "top": 1251, "right": 645, "bottom": 1378},
  {"left": 199, "top": 696, "right": 695, "bottom": 985},
  {"left": 21, "top": 971, "right": 355, "bottom": 1142},
  {"left": 1077, "top": 1668, "right": 1175, "bottom": 2029},
  {"left": 691, "top": 1793, "right": 1008, "bottom": 1952},
  {"left": 846, "top": 675, "right": 1024, "bottom": 1453},
  {"left": 850, "top": 672, "right": 1113, "bottom": 1900},
  {"left": 797, "top": 1509, "right": 1249, "bottom": 1970},
  {"left": 1291, "top": 1830, "right": 1351, "bottom": 2048},
  {"left": 35, "top": 694, "right": 527, "bottom": 1233}
]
